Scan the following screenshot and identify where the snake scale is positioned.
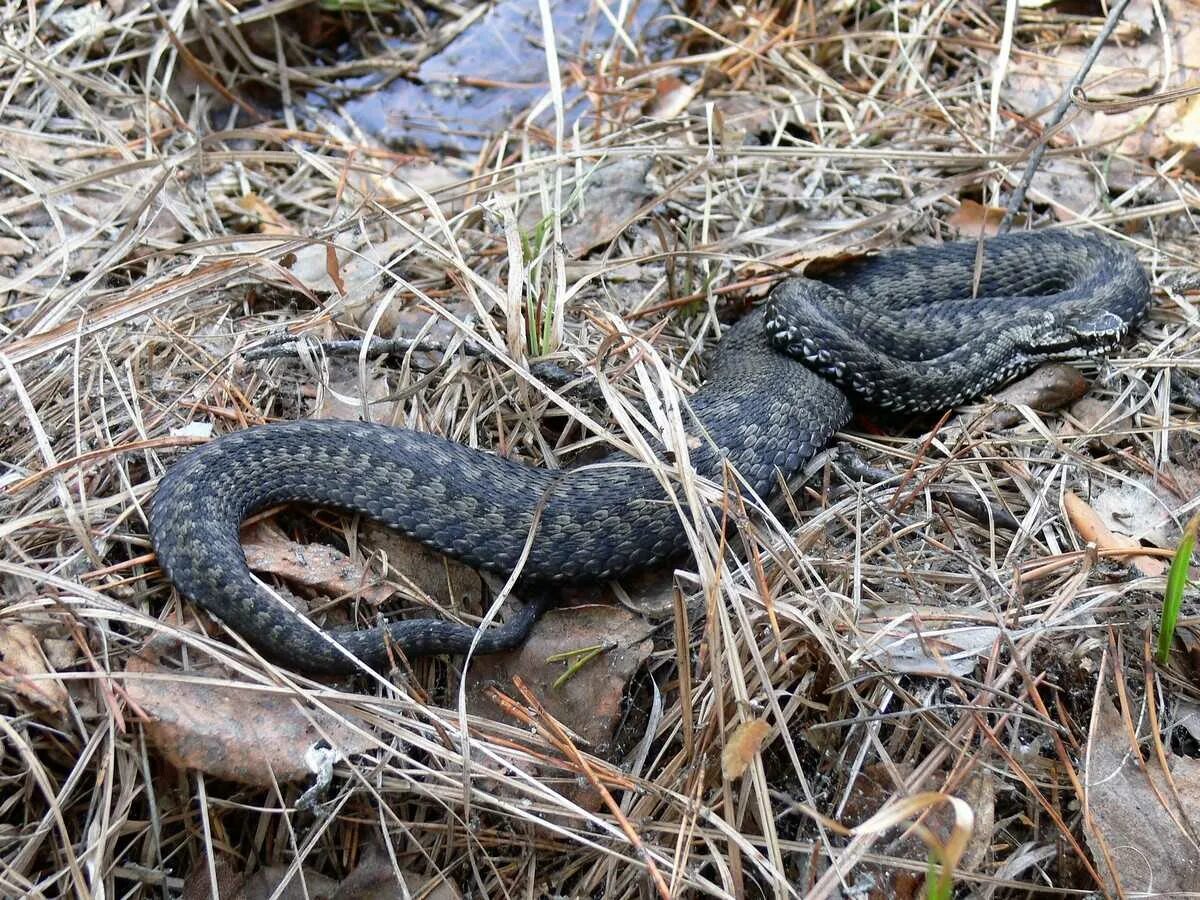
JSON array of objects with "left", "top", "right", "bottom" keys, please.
[{"left": 148, "top": 232, "right": 1150, "bottom": 674}]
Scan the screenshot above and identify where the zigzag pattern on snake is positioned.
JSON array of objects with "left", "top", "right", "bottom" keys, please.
[{"left": 148, "top": 232, "right": 1150, "bottom": 674}]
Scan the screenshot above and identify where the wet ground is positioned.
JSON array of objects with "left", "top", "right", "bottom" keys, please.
[{"left": 319, "top": 0, "right": 674, "bottom": 154}]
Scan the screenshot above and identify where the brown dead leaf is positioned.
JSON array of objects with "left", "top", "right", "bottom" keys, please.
[
  {"left": 325, "top": 242, "right": 346, "bottom": 296},
  {"left": 987, "top": 364, "right": 1089, "bottom": 428},
  {"left": 1084, "top": 689, "right": 1200, "bottom": 895},
  {"left": 947, "top": 199, "right": 1008, "bottom": 237},
  {"left": 562, "top": 158, "right": 653, "bottom": 257},
  {"left": 467, "top": 604, "right": 653, "bottom": 757},
  {"left": 0, "top": 623, "right": 68, "bottom": 714},
  {"left": 361, "top": 521, "right": 483, "bottom": 611},
  {"left": 181, "top": 857, "right": 246, "bottom": 900},
  {"left": 241, "top": 522, "right": 394, "bottom": 608},
  {"left": 243, "top": 865, "right": 338, "bottom": 900},
  {"left": 999, "top": 1, "right": 1200, "bottom": 162},
  {"left": 315, "top": 372, "right": 396, "bottom": 423},
  {"left": 270, "top": 233, "right": 411, "bottom": 301},
  {"left": 334, "top": 841, "right": 461, "bottom": 900},
  {"left": 1062, "top": 395, "right": 1134, "bottom": 448},
  {"left": 643, "top": 75, "right": 700, "bottom": 121},
  {"left": 127, "top": 651, "right": 372, "bottom": 785},
  {"left": 1166, "top": 93, "right": 1200, "bottom": 147},
  {"left": 721, "top": 718, "right": 771, "bottom": 780},
  {"left": 236, "top": 193, "right": 291, "bottom": 234},
  {"left": 1091, "top": 474, "right": 1187, "bottom": 547},
  {"left": 1063, "top": 491, "right": 1166, "bottom": 576},
  {"left": 0, "top": 236, "right": 28, "bottom": 256}
]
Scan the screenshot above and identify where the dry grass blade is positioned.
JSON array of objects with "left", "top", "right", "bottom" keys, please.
[{"left": 1, "top": 0, "right": 1199, "bottom": 898}]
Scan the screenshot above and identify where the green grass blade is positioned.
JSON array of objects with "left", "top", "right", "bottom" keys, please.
[{"left": 1157, "top": 511, "right": 1200, "bottom": 666}]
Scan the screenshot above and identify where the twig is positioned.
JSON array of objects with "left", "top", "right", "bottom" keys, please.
[
  {"left": 836, "top": 446, "right": 1022, "bottom": 531},
  {"left": 999, "top": 0, "right": 1135, "bottom": 230}
]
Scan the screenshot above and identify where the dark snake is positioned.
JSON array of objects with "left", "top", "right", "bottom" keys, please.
[{"left": 148, "top": 232, "right": 1150, "bottom": 674}]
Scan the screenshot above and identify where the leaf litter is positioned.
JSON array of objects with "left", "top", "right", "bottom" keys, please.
[{"left": 2, "top": 0, "right": 1200, "bottom": 897}]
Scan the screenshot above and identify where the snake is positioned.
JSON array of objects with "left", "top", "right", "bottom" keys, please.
[{"left": 148, "top": 232, "right": 1150, "bottom": 674}]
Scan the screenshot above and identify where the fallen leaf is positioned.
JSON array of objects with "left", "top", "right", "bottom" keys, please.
[
  {"left": 127, "top": 651, "right": 372, "bottom": 785},
  {"left": 562, "top": 158, "right": 654, "bottom": 257},
  {"left": 0, "top": 623, "right": 68, "bottom": 714},
  {"left": 721, "top": 718, "right": 771, "bottom": 780},
  {"left": 1062, "top": 395, "right": 1134, "bottom": 448},
  {"left": 856, "top": 605, "right": 1000, "bottom": 677},
  {"left": 1064, "top": 491, "right": 1165, "bottom": 577},
  {"left": 241, "top": 522, "right": 394, "bottom": 608},
  {"left": 1084, "top": 688, "right": 1200, "bottom": 895},
  {"left": 467, "top": 604, "right": 653, "bottom": 757},
  {"left": 643, "top": 75, "right": 700, "bottom": 121},
  {"left": 361, "top": 521, "right": 483, "bottom": 612},
  {"left": 987, "top": 364, "right": 1089, "bottom": 428},
  {"left": 998, "top": 1, "right": 1200, "bottom": 162},
  {"left": 243, "top": 865, "right": 338, "bottom": 900},
  {"left": 1091, "top": 475, "right": 1180, "bottom": 547},
  {"left": 181, "top": 857, "right": 246, "bottom": 900},
  {"left": 315, "top": 372, "right": 396, "bottom": 423},
  {"left": 948, "top": 199, "right": 1008, "bottom": 237},
  {"left": 237, "top": 193, "right": 292, "bottom": 234},
  {"left": 334, "top": 841, "right": 461, "bottom": 900},
  {"left": 1165, "top": 93, "right": 1200, "bottom": 148},
  {"left": 267, "top": 232, "right": 412, "bottom": 300}
]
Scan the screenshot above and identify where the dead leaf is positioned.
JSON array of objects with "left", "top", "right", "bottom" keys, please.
[
  {"left": 1061, "top": 395, "right": 1134, "bottom": 448},
  {"left": 0, "top": 623, "right": 68, "bottom": 714},
  {"left": 467, "top": 604, "right": 653, "bottom": 757},
  {"left": 987, "top": 364, "right": 1089, "bottom": 428},
  {"left": 562, "top": 158, "right": 653, "bottom": 257},
  {"left": 722, "top": 718, "right": 771, "bottom": 780},
  {"left": 1084, "top": 689, "right": 1200, "bottom": 895},
  {"left": 948, "top": 200, "right": 1009, "bottom": 237},
  {"left": 643, "top": 75, "right": 700, "bottom": 121},
  {"left": 266, "top": 232, "right": 411, "bottom": 300},
  {"left": 181, "top": 857, "right": 246, "bottom": 900},
  {"left": 127, "top": 651, "right": 372, "bottom": 785},
  {"left": 324, "top": 243, "right": 346, "bottom": 296},
  {"left": 315, "top": 372, "right": 395, "bottom": 423},
  {"left": 237, "top": 193, "right": 292, "bottom": 234},
  {"left": 243, "top": 865, "right": 338, "bottom": 900},
  {"left": 857, "top": 605, "right": 1000, "bottom": 677},
  {"left": 1063, "top": 491, "right": 1165, "bottom": 577},
  {"left": 361, "top": 521, "right": 483, "bottom": 612},
  {"left": 1166, "top": 92, "right": 1200, "bottom": 148},
  {"left": 334, "top": 842, "right": 461, "bottom": 900},
  {"left": 1091, "top": 475, "right": 1181, "bottom": 547},
  {"left": 999, "top": 1, "right": 1200, "bottom": 162},
  {"left": 241, "top": 522, "right": 394, "bottom": 608}
]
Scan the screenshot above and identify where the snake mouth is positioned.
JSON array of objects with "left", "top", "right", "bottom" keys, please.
[{"left": 1023, "top": 310, "right": 1133, "bottom": 358}]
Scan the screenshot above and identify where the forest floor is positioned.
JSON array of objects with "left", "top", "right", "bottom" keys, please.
[{"left": 2, "top": 1, "right": 1199, "bottom": 897}]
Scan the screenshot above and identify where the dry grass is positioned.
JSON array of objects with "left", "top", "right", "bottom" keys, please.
[{"left": 2, "top": 1, "right": 1199, "bottom": 897}]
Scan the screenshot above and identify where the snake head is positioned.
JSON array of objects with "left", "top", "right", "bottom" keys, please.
[{"left": 1023, "top": 309, "right": 1132, "bottom": 359}]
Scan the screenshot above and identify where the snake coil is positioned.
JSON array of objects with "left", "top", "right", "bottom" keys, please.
[{"left": 148, "top": 232, "right": 1149, "bottom": 674}]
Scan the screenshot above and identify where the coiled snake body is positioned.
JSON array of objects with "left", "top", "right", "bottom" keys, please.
[{"left": 149, "top": 232, "right": 1149, "bottom": 673}]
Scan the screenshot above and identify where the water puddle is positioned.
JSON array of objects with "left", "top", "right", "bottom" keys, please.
[{"left": 321, "top": 0, "right": 674, "bottom": 154}]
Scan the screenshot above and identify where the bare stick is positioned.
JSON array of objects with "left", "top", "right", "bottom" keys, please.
[{"left": 1000, "top": 0, "right": 1135, "bottom": 231}]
